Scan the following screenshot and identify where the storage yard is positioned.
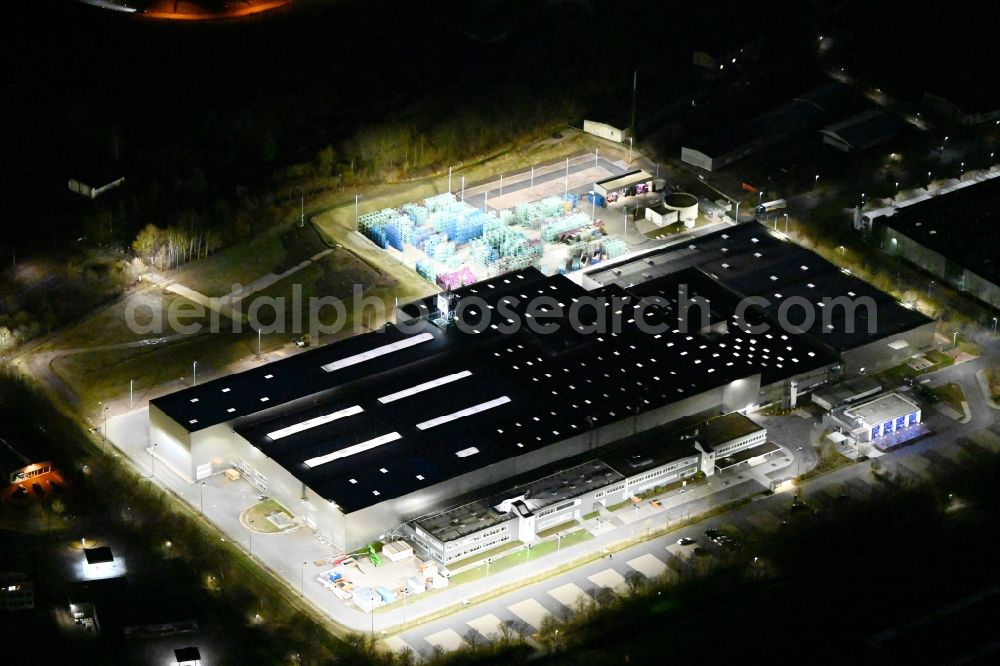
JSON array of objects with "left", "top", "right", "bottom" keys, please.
[
  {"left": 313, "top": 541, "right": 450, "bottom": 614},
  {"left": 356, "top": 155, "right": 655, "bottom": 288},
  {"left": 359, "top": 192, "right": 630, "bottom": 287}
]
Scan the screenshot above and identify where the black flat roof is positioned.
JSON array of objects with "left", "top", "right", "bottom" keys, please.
[
  {"left": 687, "top": 82, "right": 857, "bottom": 158},
  {"left": 83, "top": 547, "right": 114, "bottom": 565},
  {"left": 588, "top": 222, "right": 932, "bottom": 353},
  {"left": 154, "top": 262, "right": 834, "bottom": 513},
  {"left": 885, "top": 177, "right": 1000, "bottom": 287},
  {"left": 174, "top": 647, "right": 202, "bottom": 662},
  {"left": 413, "top": 458, "right": 623, "bottom": 543}
]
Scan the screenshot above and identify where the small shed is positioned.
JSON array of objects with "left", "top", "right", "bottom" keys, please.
[
  {"left": 382, "top": 540, "right": 414, "bottom": 562},
  {"left": 174, "top": 646, "right": 202, "bottom": 666},
  {"left": 644, "top": 204, "right": 679, "bottom": 228}
]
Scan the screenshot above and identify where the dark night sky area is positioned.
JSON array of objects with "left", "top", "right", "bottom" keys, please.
[{"left": 0, "top": 0, "right": 997, "bottom": 255}]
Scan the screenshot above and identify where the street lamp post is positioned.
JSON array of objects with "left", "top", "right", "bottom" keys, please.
[
  {"left": 129, "top": 379, "right": 134, "bottom": 411},
  {"left": 301, "top": 560, "right": 306, "bottom": 597},
  {"left": 783, "top": 213, "right": 789, "bottom": 234},
  {"left": 499, "top": 174, "right": 503, "bottom": 196},
  {"left": 248, "top": 519, "right": 254, "bottom": 558},
  {"left": 795, "top": 446, "right": 803, "bottom": 477},
  {"left": 354, "top": 194, "right": 360, "bottom": 230},
  {"left": 192, "top": 361, "right": 198, "bottom": 387},
  {"left": 557, "top": 533, "right": 563, "bottom": 552},
  {"left": 530, "top": 165, "right": 534, "bottom": 192},
  {"left": 102, "top": 404, "right": 109, "bottom": 447},
  {"left": 150, "top": 442, "right": 157, "bottom": 479},
  {"left": 814, "top": 174, "right": 819, "bottom": 189},
  {"left": 628, "top": 137, "right": 634, "bottom": 163},
  {"left": 565, "top": 157, "right": 569, "bottom": 197},
  {"left": 992, "top": 317, "right": 998, "bottom": 334},
  {"left": 290, "top": 187, "right": 306, "bottom": 227},
  {"left": 199, "top": 481, "right": 206, "bottom": 514},
  {"left": 448, "top": 166, "right": 452, "bottom": 194},
  {"left": 461, "top": 176, "right": 465, "bottom": 203}
]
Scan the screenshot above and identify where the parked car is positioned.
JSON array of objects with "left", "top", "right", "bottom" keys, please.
[
  {"left": 650, "top": 499, "right": 663, "bottom": 509},
  {"left": 677, "top": 537, "right": 695, "bottom": 546},
  {"left": 789, "top": 500, "right": 808, "bottom": 513}
]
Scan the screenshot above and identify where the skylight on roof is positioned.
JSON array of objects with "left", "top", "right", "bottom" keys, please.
[
  {"left": 303, "top": 431, "right": 402, "bottom": 468},
  {"left": 377, "top": 370, "right": 473, "bottom": 404},
  {"left": 416, "top": 396, "right": 511, "bottom": 430},
  {"left": 321, "top": 332, "right": 433, "bottom": 372},
  {"left": 455, "top": 446, "right": 480, "bottom": 458},
  {"left": 266, "top": 405, "right": 364, "bottom": 440}
]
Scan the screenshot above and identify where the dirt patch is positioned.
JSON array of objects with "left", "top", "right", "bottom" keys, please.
[
  {"left": 275, "top": 225, "right": 330, "bottom": 273},
  {"left": 313, "top": 250, "right": 384, "bottom": 301}
]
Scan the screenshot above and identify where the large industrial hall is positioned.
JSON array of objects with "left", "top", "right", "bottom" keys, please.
[{"left": 149, "top": 223, "right": 933, "bottom": 555}]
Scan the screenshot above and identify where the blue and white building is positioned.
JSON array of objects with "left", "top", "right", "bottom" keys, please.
[{"left": 834, "top": 392, "right": 921, "bottom": 443}]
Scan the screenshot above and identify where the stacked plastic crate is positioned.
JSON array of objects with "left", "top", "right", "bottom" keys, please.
[
  {"left": 538, "top": 196, "right": 565, "bottom": 217},
  {"left": 541, "top": 212, "right": 591, "bottom": 242},
  {"left": 402, "top": 203, "right": 428, "bottom": 225},
  {"left": 383, "top": 214, "right": 413, "bottom": 252},
  {"left": 436, "top": 266, "right": 477, "bottom": 291},
  {"left": 450, "top": 209, "right": 487, "bottom": 244},
  {"left": 603, "top": 236, "right": 629, "bottom": 259},
  {"left": 416, "top": 259, "right": 437, "bottom": 283},
  {"left": 423, "top": 192, "right": 458, "bottom": 212},
  {"left": 513, "top": 201, "right": 544, "bottom": 228},
  {"left": 358, "top": 208, "right": 397, "bottom": 248}
]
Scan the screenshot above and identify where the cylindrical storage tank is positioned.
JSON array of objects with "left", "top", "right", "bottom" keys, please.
[{"left": 663, "top": 192, "right": 699, "bottom": 227}]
